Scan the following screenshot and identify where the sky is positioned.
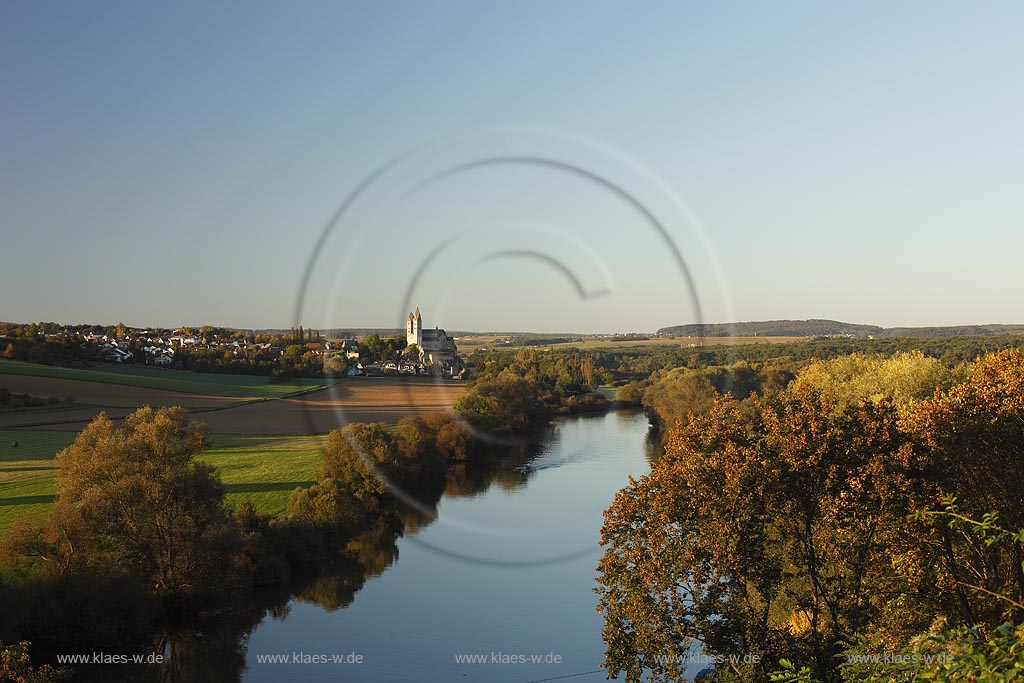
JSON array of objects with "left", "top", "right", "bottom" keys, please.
[{"left": 2, "top": 2, "right": 1022, "bottom": 334}]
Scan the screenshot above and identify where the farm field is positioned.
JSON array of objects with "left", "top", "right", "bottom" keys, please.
[
  {"left": 0, "top": 430, "right": 327, "bottom": 534},
  {"left": 0, "top": 361, "right": 467, "bottom": 433},
  {"left": 147, "top": 378, "right": 467, "bottom": 434},
  {"left": 0, "top": 368, "right": 468, "bottom": 531},
  {"left": 4, "top": 377, "right": 468, "bottom": 434},
  {"left": 0, "top": 358, "right": 324, "bottom": 397},
  {"left": 0, "top": 373, "right": 249, "bottom": 410}
]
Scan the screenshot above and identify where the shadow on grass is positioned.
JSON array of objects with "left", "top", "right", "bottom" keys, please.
[
  {"left": 0, "top": 450, "right": 68, "bottom": 463},
  {"left": 1, "top": 466, "right": 58, "bottom": 472},
  {"left": 223, "top": 482, "right": 314, "bottom": 494},
  {"left": 0, "top": 494, "right": 55, "bottom": 506}
]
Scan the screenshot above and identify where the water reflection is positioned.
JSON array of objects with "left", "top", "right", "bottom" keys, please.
[{"left": 80, "top": 436, "right": 546, "bottom": 683}]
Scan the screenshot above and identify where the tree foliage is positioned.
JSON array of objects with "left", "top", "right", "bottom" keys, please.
[
  {"left": 791, "top": 350, "right": 961, "bottom": 418},
  {"left": 9, "top": 407, "right": 243, "bottom": 605},
  {"left": 0, "top": 641, "right": 70, "bottom": 682},
  {"left": 597, "top": 349, "right": 1024, "bottom": 683}
]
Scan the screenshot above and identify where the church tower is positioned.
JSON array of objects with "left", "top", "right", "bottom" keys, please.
[{"left": 406, "top": 307, "right": 422, "bottom": 347}]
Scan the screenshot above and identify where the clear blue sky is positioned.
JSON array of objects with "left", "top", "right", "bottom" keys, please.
[{"left": 3, "top": 2, "right": 1022, "bottom": 333}]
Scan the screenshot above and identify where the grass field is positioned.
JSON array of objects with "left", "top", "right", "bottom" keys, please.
[
  {"left": 0, "top": 429, "right": 326, "bottom": 533},
  {"left": 0, "top": 430, "right": 76, "bottom": 532},
  {"left": 202, "top": 434, "right": 324, "bottom": 515},
  {"left": 0, "top": 358, "right": 325, "bottom": 398}
]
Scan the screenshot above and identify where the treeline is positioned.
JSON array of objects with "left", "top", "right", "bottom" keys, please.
[
  {"left": 504, "top": 335, "right": 578, "bottom": 346},
  {"left": 597, "top": 349, "right": 1024, "bottom": 683},
  {"left": 1, "top": 338, "right": 90, "bottom": 366},
  {"left": 468, "top": 334, "right": 1024, "bottom": 387},
  {"left": 657, "top": 318, "right": 885, "bottom": 337},
  {"left": 0, "top": 388, "right": 73, "bottom": 411},
  {"left": 656, "top": 319, "right": 1024, "bottom": 338},
  {"left": 463, "top": 347, "right": 610, "bottom": 427}
]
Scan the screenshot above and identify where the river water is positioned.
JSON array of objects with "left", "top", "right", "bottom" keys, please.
[{"left": 111, "top": 411, "right": 657, "bottom": 682}]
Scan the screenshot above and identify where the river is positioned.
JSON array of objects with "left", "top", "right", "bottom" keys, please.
[{"left": 108, "top": 410, "right": 658, "bottom": 682}]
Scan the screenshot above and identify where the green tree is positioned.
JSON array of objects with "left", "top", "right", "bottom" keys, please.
[{"left": 362, "top": 333, "right": 383, "bottom": 361}]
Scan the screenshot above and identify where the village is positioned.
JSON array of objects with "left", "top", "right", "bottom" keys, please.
[{"left": 0, "top": 309, "right": 469, "bottom": 379}]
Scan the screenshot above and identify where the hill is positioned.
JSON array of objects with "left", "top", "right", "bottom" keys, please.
[{"left": 657, "top": 320, "right": 1024, "bottom": 339}]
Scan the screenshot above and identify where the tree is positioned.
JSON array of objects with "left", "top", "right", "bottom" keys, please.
[
  {"left": 791, "top": 351, "right": 959, "bottom": 419},
  {"left": 455, "top": 375, "right": 548, "bottom": 436},
  {"left": 362, "top": 334, "right": 383, "bottom": 361},
  {"left": 38, "top": 407, "right": 242, "bottom": 604},
  {"left": 596, "top": 389, "right": 922, "bottom": 683},
  {"left": 640, "top": 369, "right": 719, "bottom": 430},
  {"left": 323, "top": 354, "right": 347, "bottom": 377},
  {"left": 318, "top": 423, "right": 396, "bottom": 500},
  {"left": 0, "top": 641, "right": 70, "bottom": 682},
  {"left": 904, "top": 349, "right": 1024, "bottom": 624},
  {"left": 317, "top": 421, "right": 445, "bottom": 496}
]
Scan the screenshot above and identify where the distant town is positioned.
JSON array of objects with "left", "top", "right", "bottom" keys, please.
[{"left": 0, "top": 310, "right": 471, "bottom": 380}]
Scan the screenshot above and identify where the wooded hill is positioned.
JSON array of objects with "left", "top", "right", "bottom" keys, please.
[{"left": 657, "top": 319, "right": 1024, "bottom": 338}]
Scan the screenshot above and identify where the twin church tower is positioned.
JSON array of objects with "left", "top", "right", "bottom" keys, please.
[{"left": 406, "top": 307, "right": 462, "bottom": 371}]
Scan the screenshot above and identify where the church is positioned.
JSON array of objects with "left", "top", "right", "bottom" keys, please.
[{"left": 406, "top": 307, "right": 463, "bottom": 372}]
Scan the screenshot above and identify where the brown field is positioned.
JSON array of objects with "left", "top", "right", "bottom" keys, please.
[
  {"left": 186, "top": 379, "right": 467, "bottom": 434},
  {"left": 1, "top": 376, "right": 467, "bottom": 435},
  {"left": 0, "top": 373, "right": 250, "bottom": 430},
  {"left": 0, "top": 373, "right": 244, "bottom": 409}
]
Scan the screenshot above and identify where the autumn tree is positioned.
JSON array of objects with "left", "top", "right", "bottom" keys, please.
[
  {"left": 0, "top": 641, "right": 69, "bottom": 682},
  {"left": 791, "top": 350, "right": 960, "bottom": 419},
  {"left": 455, "top": 374, "right": 549, "bottom": 436},
  {"left": 27, "top": 407, "right": 243, "bottom": 604},
  {"left": 596, "top": 389, "right": 924, "bottom": 683},
  {"left": 640, "top": 368, "right": 719, "bottom": 430},
  {"left": 904, "top": 349, "right": 1024, "bottom": 624},
  {"left": 323, "top": 353, "right": 347, "bottom": 377},
  {"left": 289, "top": 420, "right": 446, "bottom": 530}
]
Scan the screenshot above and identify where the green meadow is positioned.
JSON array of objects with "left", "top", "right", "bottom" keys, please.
[
  {"left": 0, "top": 429, "right": 325, "bottom": 533},
  {"left": 0, "top": 358, "right": 325, "bottom": 398}
]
